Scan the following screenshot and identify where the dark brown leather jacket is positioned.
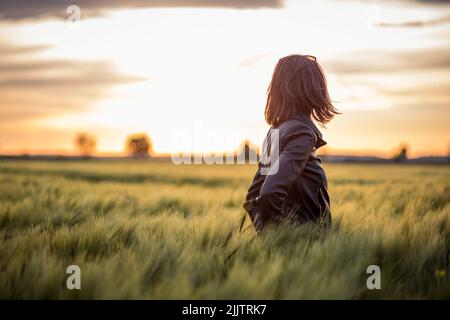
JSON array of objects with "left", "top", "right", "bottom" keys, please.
[{"left": 243, "top": 113, "right": 331, "bottom": 232}]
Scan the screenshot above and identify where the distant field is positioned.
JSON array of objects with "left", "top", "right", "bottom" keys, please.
[{"left": 0, "top": 160, "right": 449, "bottom": 299}]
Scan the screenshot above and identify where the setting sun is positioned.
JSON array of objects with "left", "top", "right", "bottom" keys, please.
[{"left": 0, "top": 0, "right": 449, "bottom": 157}]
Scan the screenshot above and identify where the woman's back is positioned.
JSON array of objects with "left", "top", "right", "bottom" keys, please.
[
  {"left": 243, "top": 54, "right": 338, "bottom": 232},
  {"left": 244, "top": 113, "right": 331, "bottom": 231}
]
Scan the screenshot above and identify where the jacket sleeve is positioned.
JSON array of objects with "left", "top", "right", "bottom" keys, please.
[
  {"left": 245, "top": 166, "right": 264, "bottom": 202},
  {"left": 242, "top": 166, "right": 266, "bottom": 232},
  {"left": 243, "top": 128, "right": 273, "bottom": 204},
  {"left": 257, "top": 128, "right": 316, "bottom": 222}
]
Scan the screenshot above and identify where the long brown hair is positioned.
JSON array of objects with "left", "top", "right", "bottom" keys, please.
[{"left": 264, "top": 54, "right": 339, "bottom": 127}]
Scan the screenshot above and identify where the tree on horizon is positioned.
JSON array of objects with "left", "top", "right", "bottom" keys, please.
[
  {"left": 75, "top": 132, "right": 96, "bottom": 157},
  {"left": 126, "top": 133, "right": 153, "bottom": 158}
]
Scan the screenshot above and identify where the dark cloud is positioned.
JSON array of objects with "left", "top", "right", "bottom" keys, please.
[
  {"left": 378, "top": 84, "right": 450, "bottom": 98},
  {"left": 416, "top": 0, "right": 450, "bottom": 2},
  {"left": 0, "top": 42, "right": 51, "bottom": 55},
  {"left": 0, "top": 60, "right": 143, "bottom": 88},
  {"left": 375, "top": 14, "right": 450, "bottom": 28},
  {"left": 0, "top": 42, "right": 144, "bottom": 122},
  {"left": 0, "top": 0, "right": 283, "bottom": 20},
  {"left": 323, "top": 47, "right": 450, "bottom": 75},
  {"left": 322, "top": 47, "right": 450, "bottom": 118},
  {"left": 1, "top": 0, "right": 450, "bottom": 20}
]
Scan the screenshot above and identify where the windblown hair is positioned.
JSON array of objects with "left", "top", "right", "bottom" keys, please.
[{"left": 264, "top": 54, "right": 339, "bottom": 127}]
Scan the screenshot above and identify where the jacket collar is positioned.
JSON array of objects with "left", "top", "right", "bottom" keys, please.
[{"left": 293, "top": 113, "right": 327, "bottom": 149}]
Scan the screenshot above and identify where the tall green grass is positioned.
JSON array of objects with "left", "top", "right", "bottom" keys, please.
[{"left": 0, "top": 160, "right": 449, "bottom": 299}]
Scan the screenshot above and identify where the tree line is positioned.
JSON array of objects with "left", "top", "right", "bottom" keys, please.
[
  {"left": 75, "top": 133, "right": 259, "bottom": 162},
  {"left": 75, "top": 133, "right": 152, "bottom": 158}
]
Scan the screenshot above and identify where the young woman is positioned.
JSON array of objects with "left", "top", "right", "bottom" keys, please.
[{"left": 243, "top": 54, "right": 339, "bottom": 233}]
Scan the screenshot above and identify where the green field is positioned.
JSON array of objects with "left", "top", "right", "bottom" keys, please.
[{"left": 0, "top": 160, "right": 449, "bottom": 299}]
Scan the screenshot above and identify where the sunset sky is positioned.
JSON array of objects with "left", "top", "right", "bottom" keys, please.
[{"left": 0, "top": 0, "right": 449, "bottom": 157}]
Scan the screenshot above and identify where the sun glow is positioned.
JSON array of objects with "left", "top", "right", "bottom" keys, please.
[{"left": 0, "top": 0, "right": 449, "bottom": 156}]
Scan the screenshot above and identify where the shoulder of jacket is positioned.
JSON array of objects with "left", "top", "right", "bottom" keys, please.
[
  {"left": 277, "top": 118, "right": 316, "bottom": 137},
  {"left": 275, "top": 118, "right": 317, "bottom": 149}
]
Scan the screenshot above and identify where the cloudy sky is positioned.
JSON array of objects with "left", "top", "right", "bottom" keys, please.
[{"left": 0, "top": 0, "right": 449, "bottom": 156}]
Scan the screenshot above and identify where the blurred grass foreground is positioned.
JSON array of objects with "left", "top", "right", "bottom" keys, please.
[{"left": 0, "top": 160, "right": 449, "bottom": 299}]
